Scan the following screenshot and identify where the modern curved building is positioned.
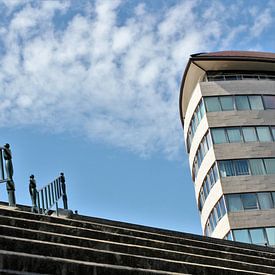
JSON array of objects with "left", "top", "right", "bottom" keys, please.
[{"left": 180, "top": 51, "right": 275, "bottom": 246}]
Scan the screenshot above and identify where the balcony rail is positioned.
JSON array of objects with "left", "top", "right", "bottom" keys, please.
[{"left": 204, "top": 73, "right": 275, "bottom": 82}]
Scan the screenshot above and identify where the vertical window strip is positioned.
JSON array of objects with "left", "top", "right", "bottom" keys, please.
[
  {"left": 198, "top": 163, "right": 220, "bottom": 211},
  {"left": 186, "top": 99, "right": 206, "bottom": 152},
  {"left": 192, "top": 131, "right": 213, "bottom": 180},
  {"left": 204, "top": 196, "right": 226, "bottom": 237}
]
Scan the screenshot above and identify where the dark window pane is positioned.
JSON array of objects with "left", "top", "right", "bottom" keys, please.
[
  {"left": 250, "top": 228, "right": 266, "bottom": 245},
  {"left": 233, "top": 229, "right": 251, "bottom": 243},
  {"left": 227, "top": 128, "right": 242, "bottom": 143},
  {"left": 211, "top": 128, "right": 227, "bottom": 144},
  {"left": 256, "top": 127, "right": 272, "bottom": 142},
  {"left": 236, "top": 96, "right": 250, "bottom": 110},
  {"left": 257, "top": 193, "right": 273, "bottom": 209},
  {"left": 241, "top": 193, "right": 258, "bottom": 210},
  {"left": 249, "top": 159, "right": 265, "bottom": 175},
  {"left": 263, "top": 95, "right": 275, "bottom": 109},
  {"left": 220, "top": 96, "right": 234, "bottom": 111},
  {"left": 226, "top": 194, "right": 243, "bottom": 212},
  {"left": 264, "top": 158, "right": 275, "bottom": 174},
  {"left": 242, "top": 127, "right": 257, "bottom": 142},
  {"left": 234, "top": 160, "right": 249, "bottom": 175},
  {"left": 205, "top": 97, "right": 221, "bottom": 112},
  {"left": 219, "top": 161, "right": 235, "bottom": 177},
  {"left": 249, "top": 95, "right": 264, "bottom": 110}
]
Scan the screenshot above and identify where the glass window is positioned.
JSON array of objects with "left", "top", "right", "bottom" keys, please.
[
  {"left": 266, "top": 228, "right": 275, "bottom": 246},
  {"left": 209, "top": 214, "right": 216, "bottom": 230},
  {"left": 236, "top": 95, "right": 250, "bottom": 110},
  {"left": 264, "top": 158, "right": 275, "bottom": 174},
  {"left": 271, "top": 127, "right": 275, "bottom": 140},
  {"left": 242, "top": 127, "right": 258, "bottom": 142},
  {"left": 249, "top": 95, "right": 264, "bottom": 110},
  {"left": 225, "top": 232, "right": 233, "bottom": 241},
  {"left": 272, "top": 192, "right": 275, "bottom": 207},
  {"left": 211, "top": 128, "right": 227, "bottom": 144},
  {"left": 250, "top": 228, "right": 266, "bottom": 245},
  {"left": 215, "top": 203, "right": 222, "bottom": 220},
  {"left": 234, "top": 160, "right": 249, "bottom": 175},
  {"left": 219, "top": 160, "right": 235, "bottom": 177},
  {"left": 206, "top": 132, "right": 212, "bottom": 148},
  {"left": 219, "top": 198, "right": 226, "bottom": 216},
  {"left": 226, "top": 194, "right": 243, "bottom": 212},
  {"left": 256, "top": 127, "right": 272, "bottom": 142},
  {"left": 213, "top": 164, "right": 219, "bottom": 182},
  {"left": 257, "top": 193, "right": 273, "bottom": 210},
  {"left": 227, "top": 128, "right": 242, "bottom": 143},
  {"left": 233, "top": 229, "right": 251, "bottom": 243},
  {"left": 204, "top": 97, "right": 221, "bottom": 112},
  {"left": 263, "top": 95, "right": 275, "bottom": 109},
  {"left": 208, "top": 169, "right": 215, "bottom": 186},
  {"left": 203, "top": 179, "right": 210, "bottom": 196},
  {"left": 199, "top": 101, "right": 205, "bottom": 118},
  {"left": 220, "top": 96, "right": 234, "bottom": 111},
  {"left": 241, "top": 193, "right": 258, "bottom": 210},
  {"left": 197, "top": 107, "right": 202, "bottom": 122},
  {"left": 249, "top": 159, "right": 265, "bottom": 175}
]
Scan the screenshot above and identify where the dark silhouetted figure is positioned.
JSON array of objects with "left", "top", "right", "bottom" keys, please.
[
  {"left": 60, "top": 172, "right": 68, "bottom": 209},
  {"left": 29, "top": 174, "right": 38, "bottom": 213},
  {"left": 3, "top": 143, "right": 16, "bottom": 206}
]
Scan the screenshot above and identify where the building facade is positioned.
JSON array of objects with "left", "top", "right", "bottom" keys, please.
[{"left": 180, "top": 51, "right": 275, "bottom": 246}]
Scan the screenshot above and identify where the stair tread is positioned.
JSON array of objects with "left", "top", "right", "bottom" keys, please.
[
  {"left": 1, "top": 235, "right": 274, "bottom": 274},
  {"left": 0, "top": 211, "right": 274, "bottom": 259},
  {"left": 0, "top": 249, "right": 271, "bottom": 275},
  {"left": 0, "top": 223, "right": 274, "bottom": 267}
]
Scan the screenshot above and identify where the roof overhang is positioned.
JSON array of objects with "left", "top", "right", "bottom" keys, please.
[{"left": 179, "top": 51, "right": 275, "bottom": 128}]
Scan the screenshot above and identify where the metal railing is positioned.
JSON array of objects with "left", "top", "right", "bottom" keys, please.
[
  {"left": 204, "top": 73, "right": 275, "bottom": 82},
  {"left": 35, "top": 173, "right": 68, "bottom": 216}
]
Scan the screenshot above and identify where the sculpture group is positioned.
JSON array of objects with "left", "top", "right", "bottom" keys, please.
[{"left": 1, "top": 143, "right": 68, "bottom": 214}]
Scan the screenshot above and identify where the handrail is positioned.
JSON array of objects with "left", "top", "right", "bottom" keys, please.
[{"left": 33, "top": 173, "right": 68, "bottom": 215}]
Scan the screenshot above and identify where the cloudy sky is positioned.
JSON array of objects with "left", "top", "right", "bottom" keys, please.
[{"left": 0, "top": 0, "right": 275, "bottom": 235}]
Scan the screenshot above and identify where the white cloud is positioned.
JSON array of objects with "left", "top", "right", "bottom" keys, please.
[{"left": 0, "top": 0, "right": 274, "bottom": 158}]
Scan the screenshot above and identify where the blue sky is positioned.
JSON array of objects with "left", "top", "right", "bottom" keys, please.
[{"left": 0, "top": 0, "right": 275, "bottom": 235}]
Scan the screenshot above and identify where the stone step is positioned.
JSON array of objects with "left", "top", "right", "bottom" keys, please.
[
  {"left": 0, "top": 207, "right": 274, "bottom": 259},
  {"left": 0, "top": 248, "right": 271, "bottom": 275},
  {"left": 0, "top": 212, "right": 274, "bottom": 268},
  {"left": 0, "top": 249, "right": 189, "bottom": 275},
  {"left": 1, "top": 234, "right": 275, "bottom": 274},
  {"left": 0, "top": 223, "right": 274, "bottom": 270}
]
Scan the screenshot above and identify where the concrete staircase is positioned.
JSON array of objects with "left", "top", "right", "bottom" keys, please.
[{"left": 0, "top": 204, "right": 274, "bottom": 274}]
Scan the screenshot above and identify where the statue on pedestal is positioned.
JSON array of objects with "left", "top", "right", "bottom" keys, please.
[
  {"left": 60, "top": 172, "right": 68, "bottom": 209},
  {"left": 29, "top": 174, "right": 38, "bottom": 213},
  {"left": 3, "top": 143, "right": 16, "bottom": 206}
]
